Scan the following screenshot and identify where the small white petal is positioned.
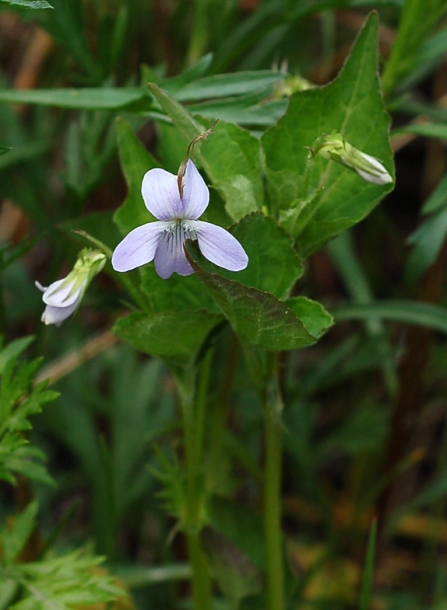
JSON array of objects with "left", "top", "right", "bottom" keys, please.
[
  {"left": 41, "top": 301, "right": 79, "bottom": 326},
  {"left": 112, "top": 222, "right": 166, "bottom": 272},
  {"left": 141, "top": 168, "right": 183, "bottom": 220},
  {"left": 181, "top": 160, "right": 210, "bottom": 219},
  {"left": 356, "top": 167, "right": 393, "bottom": 185},
  {"left": 41, "top": 278, "right": 84, "bottom": 307},
  {"left": 192, "top": 221, "right": 248, "bottom": 271}
]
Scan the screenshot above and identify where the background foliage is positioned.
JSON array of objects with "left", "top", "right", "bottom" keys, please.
[{"left": 1, "top": 0, "right": 447, "bottom": 608}]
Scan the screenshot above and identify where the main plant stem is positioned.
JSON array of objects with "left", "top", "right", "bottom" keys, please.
[
  {"left": 178, "top": 353, "right": 213, "bottom": 610},
  {"left": 244, "top": 347, "right": 285, "bottom": 610},
  {"left": 263, "top": 376, "right": 285, "bottom": 610}
]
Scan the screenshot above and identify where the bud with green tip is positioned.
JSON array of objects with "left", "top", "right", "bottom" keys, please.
[
  {"left": 36, "top": 248, "right": 107, "bottom": 326},
  {"left": 312, "top": 131, "right": 393, "bottom": 185}
]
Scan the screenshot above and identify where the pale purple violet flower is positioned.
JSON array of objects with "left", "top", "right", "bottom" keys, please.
[{"left": 112, "top": 160, "right": 248, "bottom": 279}]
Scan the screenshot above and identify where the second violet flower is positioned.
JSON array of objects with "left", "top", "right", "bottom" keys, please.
[{"left": 112, "top": 160, "right": 248, "bottom": 279}]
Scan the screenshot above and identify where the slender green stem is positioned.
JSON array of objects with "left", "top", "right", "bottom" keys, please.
[
  {"left": 263, "top": 376, "right": 285, "bottom": 610},
  {"left": 243, "top": 347, "right": 285, "bottom": 609},
  {"left": 187, "top": 531, "right": 212, "bottom": 610},
  {"left": 117, "top": 271, "right": 149, "bottom": 312},
  {"left": 176, "top": 357, "right": 213, "bottom": 610}
]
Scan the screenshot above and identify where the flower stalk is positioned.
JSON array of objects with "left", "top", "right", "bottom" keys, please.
[
  {"left": 174, "top": 355, "right": 213, "bottom": 610},
  {"left": 263, "top": 370, "right": 285, "bottom": 610}
]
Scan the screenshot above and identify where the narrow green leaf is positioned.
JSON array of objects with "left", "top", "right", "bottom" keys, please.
[
  {"left": 393, "top": 122, "right": 447, "bottom": 140},
  {"left": 166, "top": 71, "right": 282, "bottom": 102},
  {"left": 161, "top": 54, "right": 213, "bottom": 93},
  {"left": 359, "top": 521, "right": 377, "bottom": 610},
  {"left": 382, "top": 0, "right": 447, "bottom": 94},
  {"left": 188, "top": 97, "right": 286, "bottom": 126},
  {"left": 332, "top": 300, "right": 447, "bottom": 335},
  {"left": 0, "top": 88, "right": 148, "bottom": 110},
  {"left": 0, "top": 144, "right": 10, "bottom": 155},
  {"left": 0, "top": 0, "right": 52, "bottom": 7},
  {"left": 405, "top": 206, "right": 447, "bottom": 283},
  {"left": 148, "top": 83, "right": 204, "bottom": 144}
]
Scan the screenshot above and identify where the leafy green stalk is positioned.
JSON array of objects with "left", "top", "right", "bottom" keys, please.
[
  {"left": 263, "top": 367, "right": 285, "bottom": 610},
  {"left": 174, "top": 358, "right": 213, "bottom": 610},
  {"left": 242, "top": 347, "right": 285, "bottom": 610}
]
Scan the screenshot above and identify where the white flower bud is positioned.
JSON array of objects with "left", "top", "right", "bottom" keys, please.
[
  {"left": 312, "top": 132, "right": 392, "bottom": 185},
  {"left": 36, "top": 249, "right": 107, "bottom": 326}
]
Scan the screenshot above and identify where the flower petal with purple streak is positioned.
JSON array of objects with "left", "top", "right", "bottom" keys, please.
[
  {"left": 181, "top": 160, "right": 210, "bottom": 219},
  {"left": 192, "top": 221, "right": 249, "bottom": 271},
  {"left": 141, "top": 168, "right": 183, "bottom": 220},
  {"left": 154, "top": 223, "right": 195, "bottom": 279},
  {"left": 112, "top": 221, "right": 166, "bottom": 272}
]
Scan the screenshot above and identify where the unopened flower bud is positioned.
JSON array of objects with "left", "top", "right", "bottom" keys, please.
[
  {"left": 312, "top": 132, "right": 392, "bottom": 185},
  {"left": 36, "top": 248, "right": 107, "bottom": 325}
]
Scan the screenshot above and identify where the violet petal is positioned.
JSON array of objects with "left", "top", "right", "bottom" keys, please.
[
  {"left": 41, "top": 278, "right": 83, "bottom": 307},
  {"left": 192, "top": 221, "right": 248, "bottom": 271},
  {"left": 112, "top": 222, "right": 166, "bottom": 272},
  {"left": 141, "top": 168, "right": 183, "bottom": 220},
  {"left": 154, "top": 225, "right": 194, "bottom": 279},
  {"left": 181, "top": 160, "right": 209, "bottom": 219},
  {"left": 41, "top": 301, "right": 79, "bottom": 326}
]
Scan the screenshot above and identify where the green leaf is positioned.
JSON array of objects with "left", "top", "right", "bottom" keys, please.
[
  {"left": 0, "top": 0, "right": 52, "bottom": 7},
  {"left": 261, "top": 12, "right": 393, "bottom": 257},
  {"left": 112, "top": 310, "right": 223, "bottom": 364},
  {"left": 0, "top": 144, "right": 10, "bottom": 155},
  {"left": 141, "top": 269, "right": 218, "bottom": 314},
  {"left": 200, "top": 122, "right": 264, "bottom": 221},
  {"left": 161, "top": 54, "right": 213, "bottom": 94},
  {"left": 148, "top": 85, "right": 267, "bottom": 223},
  {"left": 186, "top": 243, "right": 332, "bottom": 350},
  {"left": 149, "top": 83, "right": 204, "bottom": 144},
  {"left": 188, "top": 97, "right": 286, "bottom": 127},
  {"left": 1, "top": 501, "right": 39, "bottom": 565},
  {"left": 405, "top": 205, "right": 447, "bottom": 283},
  {"left": 0, "top": 88, "right": 148, "bottom": 110},
  {"left": 113, "top": 118, "right": 159, "bottom": 235},
  {"left": 166, "top": 70, "right": 282, "bottom": 102},
  {"left": 332, "top": 300, "right": 447, "bottom": 335},
  {"left": 359, "top": 521, "right": 377, "bottom": 610},
  {"left": 193, "top": 213, "right": 303, "bottom": 299}
]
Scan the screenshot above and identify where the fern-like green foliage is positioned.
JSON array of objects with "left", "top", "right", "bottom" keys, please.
[
  {"left": 0, "top": 338, "right": 123, "bottom": 610},
  {"left": 0, "top": 337, "right": 57, "bottom": 486},
  {"left": 0, "top": 503, "right": 122, "bottom": 610}
]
